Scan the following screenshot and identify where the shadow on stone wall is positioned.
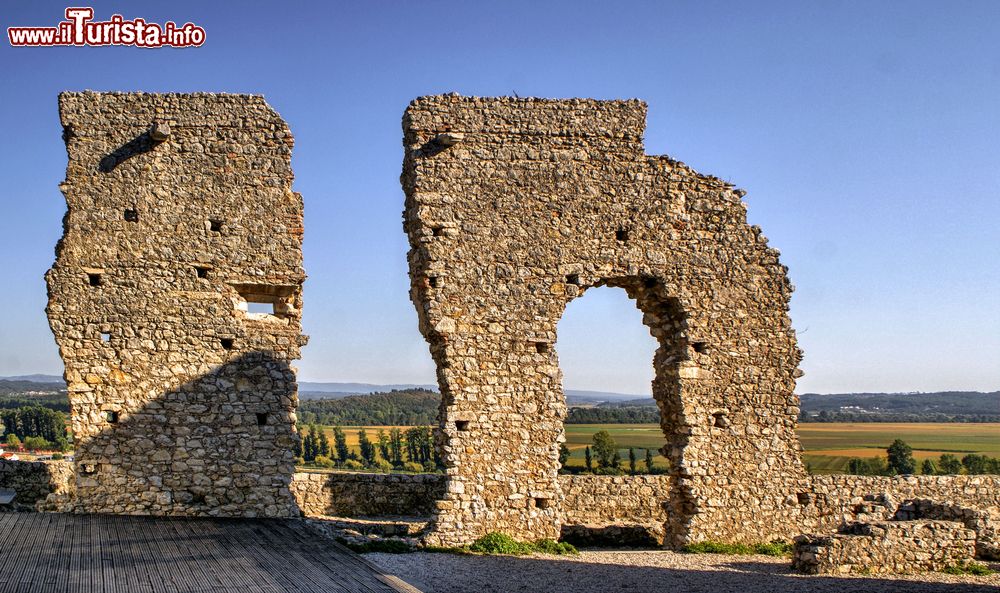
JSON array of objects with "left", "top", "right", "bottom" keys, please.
[
  {"left": 97, "top": 128, "right": 158, "bottom": 172},
  {"left": 71, "top": 350, "right": 302, "bottom": 518},
  {"left": 0, "top": 459, "right": 73, "bottom": 511}
]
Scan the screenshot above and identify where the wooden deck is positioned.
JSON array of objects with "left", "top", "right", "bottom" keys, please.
[{"left": 0, "top": 513, "right": 421, "bottom": 593}]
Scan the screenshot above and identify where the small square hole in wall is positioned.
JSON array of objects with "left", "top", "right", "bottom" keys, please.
[
  {"left": 256, "top": 412, "right": 268, "bottom": 426},
  {"left": 797, "top": 492, "right": 813, "bottom": 506},
  {"left": 106, "top": 411, "right": 119, "bottom": 424},
  {"left": 194, "top": 266, "right": 209, "bottom": 279},
  {"left": 712, "top": 412, "right": 730, "bottom": 428},
  {"left": 692, "top": 342, "right": 708, "bottom": 354},
  {"left": 220, "top": 338, "right": 234, "bottom": 350},
  {"left": 534, "top": 497, "right": 551, "bottom": 509},
  {"left": 566, "top": 274, "right": 580, "bottom": 286},
  {"left": 432, "top": 226, "right": 445, "bottom": 237},
  {"left": 124, "top": 209, "right": 139, "bottom": 222},
  {"left": 455, "top": 420, "right": 470, "bottom": 431},
  {"left": 534, "top": 342, "right": 549, "bottom": 354},
  {"left": 82, "top": 463, "right": 97, "bottom": 474},
  {"left": 87, "top": 273, "right": 102, "bottom": 287},
  {"left": 428, "top": 276, "right": 440, "bottom": 288},
  {"left": 209, "top": 219, "right": 224, "bottom": 232},
  {"left": 615, "top": 228, "right": 630, "bottom": 242},
  {"left": 100, "top": 332, "right": 111, "bottom": 343}
]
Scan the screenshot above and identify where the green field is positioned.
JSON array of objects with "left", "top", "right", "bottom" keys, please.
[{"left": 322, "top": 423, "right": 1000, "bottom": 474}]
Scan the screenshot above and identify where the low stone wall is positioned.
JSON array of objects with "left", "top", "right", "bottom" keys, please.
[
  {"left": 793, "top": 520, "right": 976, "bottom": 575},
  {"left": 290, "top": 471, "right": 445, "bottom": 517},
  {"left": 806, "top": 475, "right": 1000, "bottom": 533},
  {"left": 557, "top": 474, "right": 671, "bottom": 525},
  {"left": 557, "top": 475, "right": 672, "bottom": 546},
  {"left": 0, "top": 460, "right": 73, "bottom": 510}
]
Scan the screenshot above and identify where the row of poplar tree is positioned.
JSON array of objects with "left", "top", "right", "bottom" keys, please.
[{"left": 295, "top": 425, "right": 440, "bottom": 472}]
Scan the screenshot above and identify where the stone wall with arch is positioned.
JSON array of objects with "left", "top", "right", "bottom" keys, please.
[{"left": 402, "top": 95, "right": 806, "bottom": 546}]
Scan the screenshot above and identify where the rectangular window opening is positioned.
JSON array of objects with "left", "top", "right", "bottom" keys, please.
[
  {"left": 106, "top": 411, "right": 119, "bottom": 424},
  {"left": 534, "top": 497, "right": 551, "bottom": 509},
  {"left": 428, "top": 276, "right": 440, "bottom": 288},
  {"left": 534, "top": 341, "right": 549, "bottom": 354},
  {"left": 100, "top": 332, "right": 111, "bottom": 343},
  {"left": 124, "top": 209, "right": 139, "bottom": 222},
  {"left": 432, "top": 226, "right": 445, "bottom": 237},
  {"left": 220, "top": 338, "right": 235, "bottom": 350},
  {"left": 615, "top": 228, "right": 630, "bottom": 242},
  {"left": 455, "top": 420, "right": 470, "bottom": 431},
  {"left": 195, "top": 266, "right": 209, "bottom": 279},
  {"left": 566, "top": 274, "right": 580, "bottom": 286},
  {"left": 692, "top": 342, "right": 708, "bottom": 354},
  {"left": 209, "top": 219, "right": 224, "bottom": 232},
  {"left": 231, "top": 283, "right": 299, "bottom": 319},
  {"left": 87, "top": 273, "right": 102, "bottom": 287},
  {"left": 256, "top": 412, "right": 268, "bottom": 426},
  {"left": 247, "top": 302, "right": 275, "bottom": 315}
]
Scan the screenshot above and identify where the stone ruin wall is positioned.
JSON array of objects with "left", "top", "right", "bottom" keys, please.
[
  {"left": 793, "top": 520, "right": 978, "bottom": 575},
  {"left": 806, "top": 474, "right": 1000, "bottom": 534},
  {"left": 6, "top": 459, "right": 999, "bottom": 555},
  {"left": 24, "top": 90, "right": 997, "bottom": 559},
  {"left": 46, "top": 92, "right": 306, "bottom": 517},
  {"left": 0, "top": 459, "right": 73, "bottom": 511},
  {"left": 402, "top": 95, "right": 807, "bottom": 546}
]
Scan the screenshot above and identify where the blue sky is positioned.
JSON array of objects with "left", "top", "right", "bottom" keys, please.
[{"left": 1, "top": 1, "right": 997, "bottom": 394}]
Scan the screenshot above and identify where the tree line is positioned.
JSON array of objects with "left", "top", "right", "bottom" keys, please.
[
  {"left": 295, "top": 425, "right": 440, "bottom": 473},
  {"left": 297, "top": 389, "right": 439, "bottom": 426},
  {"left": 845, "top": 439, "right": 1000, "bottom": 476},
  {"left": 565, "top": 406, "right": 660, "bottom": 424},
  {"left": 802, "top": 410, "right": 1000, "bottom": 423},
  {"left": 0, "top": 406, "right": 70, "bottom": 451}
]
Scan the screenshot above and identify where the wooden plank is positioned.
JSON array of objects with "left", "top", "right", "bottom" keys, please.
[
  {"left": 0, "top": 514, "right": 421, "bottom": 593},
  {"left": 1, "top": 513, "right": 36, "bottom": 592},
  {"left": 258, "top": 521, "right": 392, "bottom": 593},
  {"left": 185, "top": 518, "right": 263, "bottom": 593},
  {"left": 279, "top": 521, "right": 404, "bottom": 592}
]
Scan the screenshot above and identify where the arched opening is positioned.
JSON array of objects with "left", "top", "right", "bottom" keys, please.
[
  {"left": 556, "top": 285, "right": 665, "bottom": 475},
  {"left": 553, "top": 276, "right": 693, "bottom": 546}
]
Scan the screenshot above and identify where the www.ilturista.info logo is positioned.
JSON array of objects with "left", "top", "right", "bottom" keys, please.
[{"left": 8, "top": 7, "right": 205, "bottom": 48}]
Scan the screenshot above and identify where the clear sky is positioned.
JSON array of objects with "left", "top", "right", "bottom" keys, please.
[{"left": 1, "top": 1, "right": 997, "bottom": 395}]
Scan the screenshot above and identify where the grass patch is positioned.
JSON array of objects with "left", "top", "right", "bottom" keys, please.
[
  {"left": 421, "top": 544, "right": 470, "bottom": 554},
  {"left": 349, "top": 532, "right": 578, "bottom": 557},
  {"left": 467, "top": 532, "right": 578, "bottom": 556},
  {"left": 682, "top": 540, "right": 792, "bottom": 557},
  {"left": 943, "top": 562, "right": 995, "bottom": 576}
]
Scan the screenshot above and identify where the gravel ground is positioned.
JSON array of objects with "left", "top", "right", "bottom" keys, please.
[{"left": 366, "top": 550, "right": 1000, "bottom": 593}]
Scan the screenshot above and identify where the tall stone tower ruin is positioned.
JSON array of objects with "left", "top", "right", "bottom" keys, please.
[{"left": 47, "top": 92, "right": 306, "bottom": 517}]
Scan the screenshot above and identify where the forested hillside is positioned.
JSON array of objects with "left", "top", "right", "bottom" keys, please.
[{"left": 297, "top": 389, "right": 439, "bottom": 426}]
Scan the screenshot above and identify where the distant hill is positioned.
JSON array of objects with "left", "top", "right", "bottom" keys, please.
[
  {"left": 0, "top": 379, "right": 69, "bottom": 412},
  {"left": 2, "top": 374, "right": 63, "bottom": 383},
  {"left": 798, "top": 391, "right": 999, "bottom": 421},
  {"left": 564, "top": 389, "right": 646, "bottom": 405},
  {"left": 585, "top": 391, "right": 999, "bottom": 423},
  {"left": 298, "top": 389, "right": 440, "bottom": 426},
  {"left": 0, "top": 379, "right": 65, "bottom": 395},
  {"left": 299, "top": 382, "right": 644, "bottom": 405},
  {"left": 298, "top": 382, "right": 438, "bottom": 398},
  {"left": 2, "top": 373, "right": 994, "bottom": 423}
]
